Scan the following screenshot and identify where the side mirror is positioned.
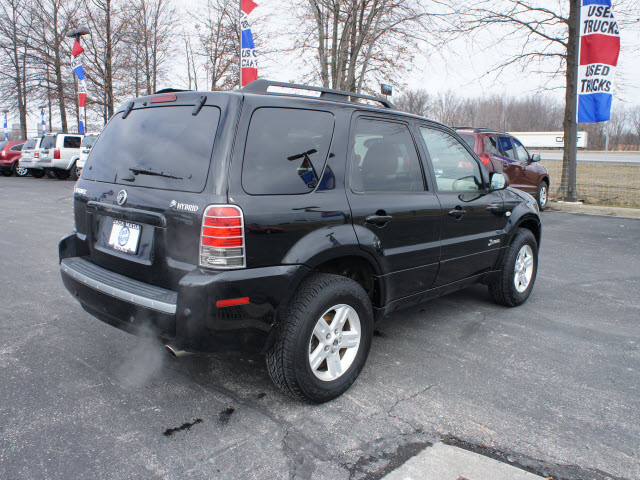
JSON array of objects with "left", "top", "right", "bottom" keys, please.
[
  {"left": 490, "top": 172, "right": 509, "bottom": 191},
  {"left": 530, "top": 154, "right": 541, "bottom": 162}
]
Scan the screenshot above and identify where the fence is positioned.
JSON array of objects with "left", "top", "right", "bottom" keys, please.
[{"left": 544, "top": 160, "right": 640, "bottom": 207}]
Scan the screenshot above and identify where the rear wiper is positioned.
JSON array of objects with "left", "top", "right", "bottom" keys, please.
[{"left": 129, "top": 166, "right": 183, "bottom": 180}]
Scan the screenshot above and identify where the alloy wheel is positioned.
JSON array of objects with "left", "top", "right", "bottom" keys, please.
[{"left": 514, "top": 245, "right": 534, "bottom": 293}]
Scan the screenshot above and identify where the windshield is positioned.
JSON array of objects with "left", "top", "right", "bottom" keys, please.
[
  {"left": 40, "top": 135, "right": 56, "bottom": 149},
  {"left": 81, "top": 135, "right": 98, "bottom": 148},
  {"left": 82, "top": 105, "right": 221, "bottom": 193}
]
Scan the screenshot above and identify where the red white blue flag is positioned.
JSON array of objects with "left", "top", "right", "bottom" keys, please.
[
  {"left": 70, "top": 39, "right": 87, "bottom": 134},
  {"left": 577, "top": 0, "right": 620, "bottom": 123},
  {"left": 240, "top": 0, "right": 258, "bottom": 86},
  {"left": 41, "top": 108, "right": 46, "bottom": 135}
]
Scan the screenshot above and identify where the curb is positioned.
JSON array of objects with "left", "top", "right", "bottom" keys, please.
[{"left": 547, "top": 201, "right": 640, "bottom": 219}]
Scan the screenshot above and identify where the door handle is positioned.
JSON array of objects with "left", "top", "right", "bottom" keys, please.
[
  {"left": 365, "top": 214, "right": 393, "bottom": 225},
  {"left": 448, "top": 208, "right": 467, "bottom": 219}
]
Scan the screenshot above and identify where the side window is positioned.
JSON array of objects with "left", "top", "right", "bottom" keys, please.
[
  {"left": 498, "top": 136, "right": 515, "bottom": 159},
  {"left": 420, "top": 127, "right": 483, "bottom": 192},
  {"left": 63, "top": 136, "right": 82, "bottom": 148},
  {"left": 242, "top": 108, "right": 335, "bottom": 195},
  {"left": 512, "top": 138, "right": 530, "bottom": 162},
  {"left": 350, "top": 118, "right": 425, "bottom": 192},
  {"left": 484, "top": 136, "right": 500, "bottom": 155},
  {"left": 10, "top": 144, "right": 23, "bottom": 151}
]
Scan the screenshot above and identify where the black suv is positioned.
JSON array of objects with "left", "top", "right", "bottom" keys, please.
[{"left": 59, "top": 80, "right": 541, "bottom": 403}]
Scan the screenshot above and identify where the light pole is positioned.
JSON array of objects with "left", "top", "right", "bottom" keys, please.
[{"left": 66, "top": 26, "right": 90, "bottom": 134}]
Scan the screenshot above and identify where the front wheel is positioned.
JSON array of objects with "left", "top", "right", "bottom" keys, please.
[
  {"left": 14, "top": 162, "right": 28, "bottom": 177},
  {"left": 489, "top": 228, "right": 538, "bottom": 307},
  {"left": 266, "top": 273, "right": 373, "bottom": 403},
  {"left": 536, "top": 181, "right": 548, "bottom": 211}
]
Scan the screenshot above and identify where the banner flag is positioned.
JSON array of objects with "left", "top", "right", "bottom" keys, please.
[
  {"left": 70, "top": 38, "right": 87, "bottom": 134},
  {"left": 577, "top": 0, "right": 620, "bottom": 123},
  {"left": 240, "top": 0, "right": 258, "bottom": 86},
  {"left": 41, "top": 108, "right": 46, "bottom": 135},
  {"left": 3, "top": 113, "right": 7, "bottom": 140}
]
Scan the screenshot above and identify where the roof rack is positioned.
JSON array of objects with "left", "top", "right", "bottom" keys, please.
[
  {"left": 241, "top": 79, "right": 396, "bottom": 110},
  {"left": 454, "top": 126, "right": 506, "bottom": 134}
]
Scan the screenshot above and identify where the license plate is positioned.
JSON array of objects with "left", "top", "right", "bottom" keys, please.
[{"left": 108, "top": 220, "right": 141, "bottom": 254}]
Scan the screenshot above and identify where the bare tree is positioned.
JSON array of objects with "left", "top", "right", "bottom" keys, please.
[
  {"left": 297, "top": 0, "right": 448, "bottom": 93},
  {"left": 395, "top": 88, "right": 432, "bottom": 117},
  {"left": 0, "top": 0, "right": 34, "bottom": 139}
]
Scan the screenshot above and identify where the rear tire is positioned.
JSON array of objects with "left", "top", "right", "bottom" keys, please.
[
  {"left": 70, "top": 162, "right": 80, "bottom": 180},
  {"left": 14, "top": 162, "right": 28, "bottom": 177},
  {"left": 536, "top": 181, "right": 548, "bottom": 211},
  {"left": 489, "top": 228, "right": 538, "bottom": 307},
  {"left": 1, "top": 170, "right": 11, "bottom": 177},
  {"left": 54, "top": 169, "right": 69, "bottom": 180},
  {"left": 266, "top": 273, "right": 373, "bottom": 403}
]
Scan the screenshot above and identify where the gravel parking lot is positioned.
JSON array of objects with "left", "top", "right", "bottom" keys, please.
[{"left": 1, "top": 176, "right": 639, "bottom": 480}]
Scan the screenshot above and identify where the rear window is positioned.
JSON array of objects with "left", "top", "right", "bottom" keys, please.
[
  {"left": 0, "top": 142, "right": 7, "bottom": 150},
  {"left": 40, "top": 135, "right": 56, "bottom": 149},
  {"left": 81, "top": 135, "right": 98, "bottom": 148},
  {"left": 23, "top": 139, "right": 37, "bottom": 149},
  {"left": 83, "top": 106, "right": 220, "bottom": 192},
  {"left": 459, "top": 134, "right": 476, "bottom": 148},
  {"left": 63, "top": 136, "right": 82, "bottom": 148},
  {"left": 242, "top": 108, "right": 335, "bottom": 195}
]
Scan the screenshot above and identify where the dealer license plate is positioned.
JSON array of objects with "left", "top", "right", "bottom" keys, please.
[{"left": 108, "top": 220, "right": 141, "bottom": 254}]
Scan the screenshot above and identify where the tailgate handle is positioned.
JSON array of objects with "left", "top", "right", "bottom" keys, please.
[{"left": 86, "top": 201, "right": 167, "bottom": 227}]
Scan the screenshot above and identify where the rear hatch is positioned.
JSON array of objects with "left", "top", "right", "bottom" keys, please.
[
  {"left": 20, "top": 139, "right": 38, "bottom": 161},
  {"left": 39, "top": 135, "right": 56, "bottom": 164},
  {"left": 74, "top": 92, "right": 240, "bottom": 290}
]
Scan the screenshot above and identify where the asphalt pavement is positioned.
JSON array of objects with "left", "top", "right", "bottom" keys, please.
[{"left": 1, "top": 176, "right": 639, "bottom": 480}]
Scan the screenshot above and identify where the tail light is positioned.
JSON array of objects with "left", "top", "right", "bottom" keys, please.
[
  {"left": 35, "top": 151, "right": 39, "bottom": 158},
  {"left": 0, "top": 149, "right": 5, "bottom": 157},
  {"left": 479, "top": 155, "right": 490, "bottom": 165},
  {"left": 54, "top": 148, "right": 61, "bottom": 159},
  {"left": 200, "top": 205, "right": 245, "bottom": 269}
]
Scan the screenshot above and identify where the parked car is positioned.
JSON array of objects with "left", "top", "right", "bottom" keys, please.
[
  {"left": 0, "top": 141, "right": 26, "bottom": 177},
  {"left": 455, "top": 128, "right": 550, "bottom": 210},
  {"left": 59, "top": 81, "right": 541, "bottom": 403},
  {"left": 18, "top": 137, "right": 46, "bottom": 178},
  {"left": 75, "top": 132, "right": 100, "bottom": 178},
  {"left": 38, "top": 133, "right": 83, "bottom": 180}
]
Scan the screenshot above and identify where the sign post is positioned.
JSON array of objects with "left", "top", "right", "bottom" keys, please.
[{"left": 66, "top": 27, "right": 90, "bottom": 134}]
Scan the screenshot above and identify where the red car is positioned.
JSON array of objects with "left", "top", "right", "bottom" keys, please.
[
  {"left": 0, "top": 141, "right": 26, "bottom": 177},
  {"left": 455, "top": 128, "right": 550, "bottom": 210}
]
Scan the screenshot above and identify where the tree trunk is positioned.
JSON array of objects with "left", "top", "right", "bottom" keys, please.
[{"left": 105, "top": 0, "right": 114, "bottom": 118}]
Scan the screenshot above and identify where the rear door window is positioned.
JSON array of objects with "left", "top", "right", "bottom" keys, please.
[
  {"left": 498, "top": 136, "right": 515, "bottom": 159},
  {"left": 63, "top": 136, "right": 82, "bottom": 148},
  {"left": 83, "top": 106, "right": 220, "bottom": 192},
  {"left": 350, "top": 118, "right": 425, "bottom": 192},
  {"left": 10, "top": 144, "right": 23, "bottom": 151},
  {"left": 242, "top": 108, "right": 335, "bottom": 195}
]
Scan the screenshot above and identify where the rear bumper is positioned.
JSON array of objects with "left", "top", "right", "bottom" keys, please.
[
  {"left": 19, "top": 158, "right": 42, "bottom": 169},
  {"left": 59, "top": 233, "right": 308, "bottom": 353}
]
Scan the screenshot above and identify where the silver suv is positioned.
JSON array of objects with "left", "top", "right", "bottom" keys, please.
[
  {"left": 19, "top": 138, "right": 46, "bottom": 178},
  {"left": 38, "top": 133, "right": 84, "bottom": 180},
  {"left": 75, "top": 132, "right": 100, "bottom": 177}
]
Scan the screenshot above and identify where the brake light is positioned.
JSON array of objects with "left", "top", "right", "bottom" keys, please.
[
  {"left": 34, "top": 151, "right": 39, "bottom": 158},
  {"left": 150, "top": 94, "right": 177, "bottom": 103},
  {"left": 479, "top": 155, "right": 490, "bottom": 165},
  {"left": 54, "top": 148, "right": 60, "bottom": 159},
  {"left": 0, "top": 149, "right": 5, "bottom": 157},
  {"left": 200, "top": 205, "right": 245, "bottom": 269}
]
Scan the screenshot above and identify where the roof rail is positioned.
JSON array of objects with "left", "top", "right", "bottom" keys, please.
[
  {"left": 454, "top": 126, "right": 506, "bottom": 134},
  {"left": 241, "top": 79, "right": 396, "bottom": 109}
]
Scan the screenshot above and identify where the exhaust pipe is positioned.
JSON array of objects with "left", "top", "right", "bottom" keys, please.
[{"left": 165, "top": 345, "right": 194, "bottom": 357}]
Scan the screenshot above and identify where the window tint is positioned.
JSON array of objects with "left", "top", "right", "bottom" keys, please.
[
  {"left": 460, "top": 134, "right": 476, "bottom": 148},
  {"left": 83, "top": 106, "right": 220, "bottom": 193},
  {"left": 23, "top": 139, "right": 36, "bottom": 149},
  {"left": 420, "top": 127, "right": 483, "bottom": 192},
  {"left": 512, "top": 138, "right": 530, "bottom": 162},
  {"left": 40, "top": 135, "right": 56, "bottom": 149},
  {"left": 242, "top": 108, "right": 335, "bottom": 195},
  {"left": 351, "top": 119, "right": 424, "bottom": 192},
  {"left": 484, "top": 136, "right": 500, "bottom": 155},
  {"left": 498, "top": 136, "right": 515, "bottom": 159},
  {"left": 10, "top": 144, "right": 23, "bottom": 151},
  {"left": 63, "top": 136, "right": 82, "bottom": 148}
]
